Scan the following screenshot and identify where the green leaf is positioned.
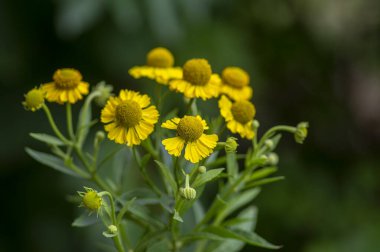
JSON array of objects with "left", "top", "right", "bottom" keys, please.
[
  {"left": 270, "top": 134, "right": 282, "bottom": 150},
  {"left": 146, "top": 239, "right": 170, "bottom": 252},
  {"left": 128, "top": 205, "right": 165, "bottom": 229},
  {"left": 102, "top": 231, "right": 117, "bottom": 238},
  {"left": 72, "top": 213, "right": 98, "bottom": 227},
  {"left": 173, "top": 209, "right": 183, "bottom": 222},
  {"left": 30, "top": 133, "right": 64, "bottom": 146},
  {"left": 249, "top": 167, "right": 278, "bottom": 181},
  {"left": 193, "top": 200, "right": 205, "bottom": 223},
  {"left": 116, "top": 197, "right": 136, "bottom": 224},
  {"left": 155, "top": 160, "right": 177, "bottom": 194},
  {"left": 192, "top": 168, "right": 225, "bottom": 188},
  {"left": 25, "top": 147, "right": 80, "bottom": 177},
  {"left": 245, "top": 176, "right": 285, "bottom": 189},
  {"left": 215, "top": 188, "right": 260, "bottom": 223},
  {"left": 204, "top": 226, "right": 281, "bottom": 249},
  {"left": 181, "top": 232, "right": 224, "bottom": 243},
  {"left": 76, "top": 93, "right": 95, "bottom": 147},
  {"left": 211, "top": 207, "right": 258, "bottom": 252}
]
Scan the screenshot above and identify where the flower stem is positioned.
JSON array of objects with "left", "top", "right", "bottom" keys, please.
[
  {"left": 66, "top": 103, "right": 75, "bottom": 140},
  {"left": 42, "top": 104, "right": 71, "bottom": 145}
]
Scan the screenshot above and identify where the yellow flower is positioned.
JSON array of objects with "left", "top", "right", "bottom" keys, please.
[
  {"left": 219, "top": 95, "right": 256, "bottom": 139},
  {"left": 169, "top": 58, "right": 221, "bottom": 100},
  {"left": 42, "top": 68, "right": 89, "bottom": 104},
  {"left": 162, "top": 115, "right": 218, "bottom": 163},
  {"left": 22, "top": 87, "right": 45, "bottom": 111},
  {"left": 101, "top": 89, "right": 159, "bottom": 146},
  {"left": 129, "top": 47, "right": 182, "bottom": 85},
  {"left": 220, "top": 67, "right": 253, "bottom": 101}
]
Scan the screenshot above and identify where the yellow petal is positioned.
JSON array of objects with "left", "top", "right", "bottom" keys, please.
[
  {"left": 161, "top": 117, "right": 180, "bottom": 129},
  {"left": 162, "top": 137, "right": 185, "bottom": 157}
]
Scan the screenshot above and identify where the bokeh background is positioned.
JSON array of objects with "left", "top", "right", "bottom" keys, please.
[{"left": 1, "top": 0, "right": 380, "bottom": 251}]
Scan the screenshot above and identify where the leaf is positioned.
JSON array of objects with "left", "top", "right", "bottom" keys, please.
[
  {"left": 245, "top": 176, "right": 285, "bottom": 189},
  {"left": 25, "top": 147, "right": 80, "bottom": 177},
  {"left": 204, "top": 226, "right": 281, "bottom": 249},
  {"left": 181, "top": 232, "right": 224, "bottom": 243},
  {"left": 146, "top": 239, "right": 170, "bottom": 252},
  {"left": 102, "top": 231, "right": 117, "bottom": 238},
  {"left": 155, "top": 160, "right": 177, "bottom": 194},
  {"left": 215, "top": 188, "right": 260, "bottom": 222},
  {"left": 116, "top": 197, "right": 136, "bottom": 224},
  {"left": 211, "top": 207, "right": 258, "bottom": 252},
  {"left": 128, "top": 205, "right": 165, "bottom": 229},
  {"left": 193, "top": 200, "right": 205, "bottom": 224},
  {"left": 192, "top": 168, "right": 225, "bottom": 188},
  {"left": 76, "top": 93, "right": 94, "bottom": 147},
  {"left": 249, "top": 167, "right": 278, "bottom": 181},
  {"left": 173, "top": 209, "right": 183, "bottom": 222},
  {"left": 30, "top": 133, "right": 64, "bottom": 146},
  {"left": 270, "top": 134, "right": 282, "bottom": 150},
  {"left": 72, "top": 213, "right": 98, "bottom": 227}
]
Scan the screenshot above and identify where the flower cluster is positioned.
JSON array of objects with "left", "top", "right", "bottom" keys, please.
[{"left": 23, "top": 47, "right": 308, "bottom": 252}]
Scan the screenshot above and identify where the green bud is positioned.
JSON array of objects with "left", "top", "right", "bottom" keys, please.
[
  {"left": 198, "top": 166, "right": 207, "bottom": 174},
  {"left": 267, "top": 153, "right": 279, "bottom": 165},
  {"left": 107, "top": 225, "right": 118, "bottom": 234},
  {"left": 264, "top": 139, "right": 274, "bottom": 149},
  {"left": 253, "top": 120, "right": 260, "bottom": 129},
  {"left": 94, "top": 131, "right": 106, "bottom": 148},
  {"left": 225, "top": 137, "right": 238, "bottom": 153},
  {"left": 179, "top": 175, "right": 196, "bottom": 200},
  {"left": 93, "top": 81, "right": 113, "bottom": 107},
  {"left": 294, "top": 122, "right": 309, "bottom": 144}
]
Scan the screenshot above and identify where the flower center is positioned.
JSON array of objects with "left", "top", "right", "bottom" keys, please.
[
  {"left": 231, "top": 100, "right": 255, "bottom": 124},
  {"left": 25, "top": 88, "right": 44, "bottom": 108},
  {"left": 115, "top": 101, "right": 142, "bottom": 128},
  {"left": 177, "top": 116, "right": 204, "bottom": 142},
  {"left": 183, "top": 59, "right": 211, "bottom": 86},
  {"left": 53, "top": 68, "right": 82, "bottom": 89},
  {"left": 83, "top": 191, "right": 102, "bottom": 211},
  {"left": 222, "top": 67, "right": 249, "bottom": 89},
  {"left": 146, "top": 47, "right": 174, "bottom": 68}
]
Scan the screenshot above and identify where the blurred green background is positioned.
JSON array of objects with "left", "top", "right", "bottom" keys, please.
[{"left": 1, "top": 0, "right": 380, "bottom": 251}]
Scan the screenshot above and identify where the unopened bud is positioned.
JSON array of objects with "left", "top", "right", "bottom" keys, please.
[
  {"left": 294, "top": 122, "right": 309, "bottom": 144},
  {"left": 253, "top": 120, "right": 260, "bottom": 129},
  {"left": 264, "top": 139, "right": 274, "bottom": 149},
  {"left": 107, "top": 225, "right": 118, "bottom": 234},
  {"left": 179, "top": 175, "right": 196, "bottom": 200},
  {"left": 225, "top": 137, "right": 238, "bottom": 153},
  {"left": 93, "top": 81, "right": 113, "bottom": 107},
  {"left": 78, "top": 187, "right": 103, "bottom": 213},
  {"left": 267, "top": 153, "right": 279, "bottom": 165},
  {"left": 198, "top": 166, "right": 207, "bottom": 174}
]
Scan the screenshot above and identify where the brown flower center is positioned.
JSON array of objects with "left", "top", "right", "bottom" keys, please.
[
  {"left": 115, "top": 100, "right": 142, "bottom": 128},
  {"left": 222, "top": 67, "right": 249, "bottom": 89},
  {"left": 53, "top": 68, "right": 82, "bottom": 89},
  {"left": 183, "top": 59, "right": 212, "bottom": 86},
  {"left": 177, "top": 116, "right": 204, "bottom": 142},
  {"left": 231, "top": 100, "right": 255, "bottom": 124},
  {"left": 146, "top": 47, "right": 174, "bottom": 68}
]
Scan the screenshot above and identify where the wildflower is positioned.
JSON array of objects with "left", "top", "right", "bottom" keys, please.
[
  {"left": 169, "top": 58, "right": 221, "bottom": 100},
  {"left": 225, "top": 137, "right": 239, "bottom": 153},
  {"left": 162, "top": 115, "right": 218, "bottom": 163},
  {"left": 101, "top": 89, "right": 159, "bottom": 146},
  {"left": 294, "top": 122, "right": 309, "bottom": 144},
  {"left": 41, "top": 68, "right": 89, "bottom": 104},
  {"left": 129, "top": 47, "right": 182, "bottom": 85},
  {"left": 78, "top": 187, "right": 103, "bottom": 214},
  {"left": 219, "top": 95, "right": 256, "bottom": 139},
  {"left": 93, "top": 81, "right": 113, "bottom": 106},
  {"left": 220, "top": 67, "right": 253, "bottom": 101},
  {"left": 179, "top": 174, "right": 196, "bottom": 200},
  {"left": 22, "top": 87, "right": 45, "bottom": 111}
]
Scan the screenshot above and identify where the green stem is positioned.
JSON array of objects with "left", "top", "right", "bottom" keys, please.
[
  {"left": 141, "top": 138, "right": 159, "bottom": 161},
  {"left": 66, "top": 103, "right": 75, "bottom": 140},
  {"left": 103, "top": 192, "right": 126, "bottom": 252},
  {"left": 257, "top": 125, "right": 296, "bottom": 148},
  {"left": 132, "top": 147, "right": 162, "bottom": 196},
  {"left": 185, "top": 98, "right": 195, "bottom": 115},
  {"left": 42, "top": 104, "right": 71, "bottom": 145}
]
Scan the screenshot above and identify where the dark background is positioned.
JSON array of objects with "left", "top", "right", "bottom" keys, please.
[{"left": 1, "top": 0, "right": 380, "bottom": 251}]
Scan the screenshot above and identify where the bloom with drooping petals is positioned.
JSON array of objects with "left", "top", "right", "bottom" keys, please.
[
  {"left": 220, "top": 67, "right": 253, "bottom": 101},
  {"left": 42, "top": 68, "right": 89, "bottom": 104},
  {"left": 129, "top": 47, "right": 182, "bottom": 85},
  {"left": 101, "top": 89, "right": 159, "bottom": 146},
  {"left": 162, "top": 115, "right": 218, "bottom": 163},
  {"left": 169, "top": 58, "right": 221, "bottom": 100},
  {"left": 219, "top": 95, "right": 256, "bottom": 139}
]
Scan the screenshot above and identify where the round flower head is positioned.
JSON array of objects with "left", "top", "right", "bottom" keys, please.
[
  {"left": 42, "top": 68, "right": 89, "bottom": 104},
  {"left": 101, "top": 89, "right": 159, "bottom": 146},
  {"left": 220, "top": 67, "right": 253, "bottom": 101},
  {"left": 219, "top": 95, "right": 256, "bottom": 139},
  {"left": 78, "top": 187, "right": 103, "bottom": 215},
  {"left": 22, "top": 87, "right": 45, "bottom": 111},
  {"left": 162, "top": 115, "right": 218, "bottom": 163},
  {"left": 169, "top": 58, "right": 221, "bottom": 100},
  {"left": 129, "top": 47, "right": 182, "bottom": 85}
]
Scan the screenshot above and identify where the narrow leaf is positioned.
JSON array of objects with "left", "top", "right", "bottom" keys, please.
[
  {"left": 25, "top": 147, "right": 79, "bottom": 177},
  {"left": 249, "top": 167, "right": 278, "bottom": 181},
  {"left": 155, "top": 160, "right": 177, "bottom": 194},
  {"left": 30, "top": 133, "right": 64, "bottom": 146},
  {"left": 173, "top": 209, "right": 183, "bottom": 222},
  {"left": 72, "top": 213, "right": 98, "bottom": 227},
  {"left": 192, "top": 168, "right": 225, "bottom": 188},
  {"left": 245, "top": 176, "right": 285, "bottom": 189}
]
